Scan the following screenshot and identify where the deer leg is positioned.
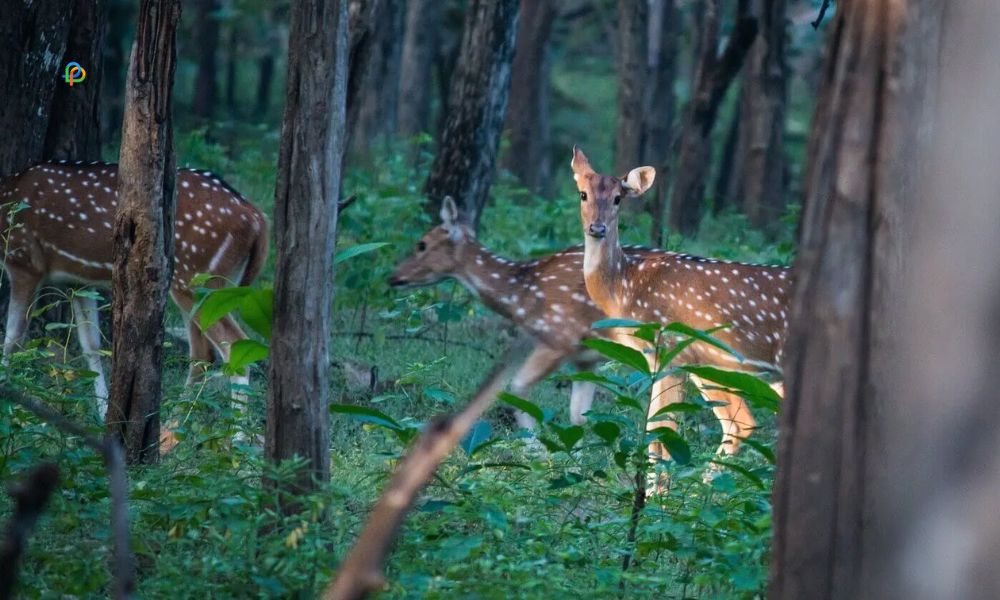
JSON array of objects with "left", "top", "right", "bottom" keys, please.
[
  {"left": 568, "top": 357, "right": 600, "bottom": 425},
  {"left": 508, "top": 344, "right": 568, "bottom": 429},
  {"left": 690, "top": 375, "right": 757, "bottom": 482},
  {"left": 184, "top": 318, "right": 215, "bottom": 386},
  {"left": 70, "top": 294, "right": 109, "bottom": 417},
  {"left": 646, "top": 374, "right": 684, "bottom": 494},
  {"left": 3, "top": 268, "right": 42, "bottom": 359}
]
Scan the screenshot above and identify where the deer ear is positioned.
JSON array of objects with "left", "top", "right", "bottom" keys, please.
[
  {"left": 571, "top": 146, "right": 595, "bottom": 181},
  {"left": 624, "top": 166, "right": 656, "bottom": 196},
  {"left": 440, "top": 196, "right": 459, "bottom": 226}
]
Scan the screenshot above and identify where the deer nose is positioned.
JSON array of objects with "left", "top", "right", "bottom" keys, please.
[{"left": 588, "top": 222, "right": 607, "bottom": 238}]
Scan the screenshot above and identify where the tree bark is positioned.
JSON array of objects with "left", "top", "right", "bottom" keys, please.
[
  {"left": 614, "top": 0, "right": 648, "bottom": 177},
  {"left": 667, "top": 0, "right": 757, "bottom": 236},
  {"left": 424, "top": 0, "right": 519, "bottom": 230},
  {"left": 348, "top": 0, "right": 405, "bottom": 155},
  {"left": 501, "top": 0, "right": 556, "bottom": 194},
  {"left": 267, "top": 0, "right": 348, "bottom": 506},
  {"left": 730, "top": 0, "right": 789, "bottom": 231},
  {"left": 397, "top": 0, "right": 443, "bottom": 137},
  {"left": 108, "top": 0, "right": 180, "bottom": 465},
  {"left": 344, "top": 0, "right": 384, "bottom": 153},
  {"left": 645, "top": 0, "right": 680, "bottom": 246},
  {"left": 192, "top": 0, "right": 220, "bottom": 119},
  {"left": 769, "top": 0, "right": 941, "bottom": 597},
  {"left": 0, "top": 0, "right": 73, "bottom": 176}
]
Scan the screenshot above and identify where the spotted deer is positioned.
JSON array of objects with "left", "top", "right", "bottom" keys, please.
[
  {"left": 571, "top": 147, "right": 789, "bottom": 469},
  {"left": 390, "top": 197, "right": 663, "bottom": 428},
  {"left": 0, "top": 160, "right": 269, "bottom": 416}
]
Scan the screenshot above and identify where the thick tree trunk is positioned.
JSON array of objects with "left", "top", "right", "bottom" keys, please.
[
  {"left": 614, "top": 0, "right": 648, "bottom": 177},
  {"left": 731, "top": 0, "right": 788, "bottom": 231},
  {"left": 500, "top": 0, "right": 555, "bottom": 194},
  {"left": 645, "top": 0, "right": 680, "bottom": 246},
  {"left": 424, "top": 0, "right": 519, "bottom": 230},
  {"left": 44, "top": 0, "right": 106, "bottom": 161},
  {"left": 0, "top": 0, "right": 73, "bottom": 176},
  {"left": 267, "top": 0, "right": 348, "bottom": 505},
  {"left": 397, "top": 0, "right": 443, "bottom": 137},
  {"left": 769, "top": 0, "right": 941, "bottom": 597},
  {"left": 192, "top": 0, "right": 220, "bottom": 119},
  {"left": 667, "top": 0, "right": 757, "bottom": 236},
  {"left": 348, "top": 0, "right": 405, "bottom": 155},
  {"left": 108, "top": 0, "right": 180, "bottom": 465}
]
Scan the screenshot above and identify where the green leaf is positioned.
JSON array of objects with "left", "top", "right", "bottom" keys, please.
[
  {"left": 551, "top": 424, "right": 584, "bottom": 451},
  {"left": 330, "top": 404, "right": 402, "bottom": 431},
  {"left": 742, "top": 439, "right": 776, "bottom": 464},
  {"left": 196, "top": 287, "right": 251, "bottom": 330},
  {"left": 460, "top": 420, "right": 492, "bottom": 455},
  {"left": 649, "top": 427, "right": 691, "bottom": 465},
  {"left": 498, "top": 392, "right": 544, "bottom": 425},
  {"left": 680, "top": 365, "right": 782, "bottom": 412},
  {"left": 592, "top": 421, "right": 620, "bottom": 445},
  {"left": 581, "top": 338, "right": 650, "bottom": 375},
  {"left": 662, "top": 322, "right": 743, "bottom": 361},
  {"left": 590, "top": 318, "right": 644, "bottom": 329},
  {"left": 238, "top": 288, "right": 273, "bottom": 340},
  {"left": 223, "top": 340, "right": 268, "bottom": 375},
  {"left": 424, "top": 387, "right": 455, "bottom": 405},
  {"left": 615, "top": 395, "right": 644, "bottom": 412},
  {"left": 334, "top": 242, "right": 391, "bottom": 264},
  {"left": 710, "top": 460, "right": 766, "bottom": 489},
  {"left": 649, "top": 402, "right": 704, "bottom": 419}
]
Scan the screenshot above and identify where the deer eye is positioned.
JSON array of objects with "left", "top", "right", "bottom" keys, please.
[
  {"left": 416, "top": 241, "right": 427, "bottom": 252},
  {"left": 579, "top": 191, "right": 587, "bottom": 202},
  {"left": 614, "top": 195, "right": 622, "bottom": 205}
]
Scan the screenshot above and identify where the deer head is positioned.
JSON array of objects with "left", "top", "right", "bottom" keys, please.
[
  {"left": 389, "top": 196, "right": 476, "bottom": 288},
  {"left": 571, "top": 146, "right": 655, "bottom": 241}
]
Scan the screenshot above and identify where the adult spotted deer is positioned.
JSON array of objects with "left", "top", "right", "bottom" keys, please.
[
  {"left": 571, "top": 147, "right": 789, "bottom": 469},
  {"left": 0, "top": 161, "right": 268, "bottom": 416},
  {"left": 390, "top": 197, "right": 660, "bottom": 428}
]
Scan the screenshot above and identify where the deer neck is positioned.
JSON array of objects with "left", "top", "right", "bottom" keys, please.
[
  {"left": 452, "top": 241, "right": 522, "bottom": 319},
  {"left": 583, "top": 227, "right": 627, "bottom": 317}
]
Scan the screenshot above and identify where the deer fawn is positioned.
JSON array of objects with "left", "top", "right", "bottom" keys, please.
[
  {"left": 0, "top": 161, "right": 268, "bottom": 417},
  {"left": 571, "top": 147, "right": 789, "bottom": 473},
  {"left": 390, "top": 197, "right": 663, "bottom": 428}
]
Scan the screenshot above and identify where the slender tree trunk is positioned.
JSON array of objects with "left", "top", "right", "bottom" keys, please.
[
  {"left": 769, "top": 0, "right": 941, "bottom": 596},
  {"left": 225, "top": 24, "right": 238, "bottom": 115},
  {"left": 614, "top": 0, "right": 648, "bottom": 177},
  {"left": 108, "top": 0, "right": 180, "bottom": 465},
  {"left": 101, "top": 0, "right": 134, "bottom": 145},
  {"left": 667, "top": 0, "right": 757, "bottom": 236},
  {"left": 254, "top": 9, "right": 279, "bottom": 118},
  {"left": 349, "top": 0, "right": 405, "bottom": 155},
  {"left": 344, "top": 0, "right": 384, "bottom": 153},
  {"left": 0, "top": 0, "right": 73, "bottom": 176},
  {"left": 646, "top": 0, "right": 680, "bottom": 246},
  {"left": 714, "top": 92, "right": 742, "bottom": 213},
  {"left": 267, "top": 0, "right": 348, "bottom": 506},
  {"left": 424, "top": 0, "right": 519, "bottom": 230},
  {"left": 501, "top": 0, "right": 556, "bottom": 194},
  {"left": 397, "top": 0, "right": 443, "bottom": 137},
  {"left": 731, "top": 0, "right": 788, "bottom": 231},
  {"left": 192, "top": 0, "right": 220, "bottom": 119}
]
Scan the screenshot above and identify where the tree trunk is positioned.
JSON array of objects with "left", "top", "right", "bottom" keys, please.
[
  {"left": 348, "top": 0, "right": 405, "bottom": 156},
  {"left": 192, "top": 0, "right": 220, "bottom": 119},
  {"left": 769, "top": 0, "right": 941, "bottom": 597},
  {"left": 614, "top": 0, "right": 648, "bottom": 177},
  {"left": 731, "top": 0, "right": 788, "bottom": 231},
  {"left": 871, "top": 3, "right": 1000, "bottom": 596},
  {"left": 267, "top": 0, "right": 348, "bottom": 506},
  {"left": 44, "top": 0, "right": 106, "bottom": 161},
  {"left": 225, "top": 23, "right": 238, "bottom": 115},
  {"left": 344, "top": 0, "right": 384, "bottom": 153},
  {"left": 500, "top": 0, "right": 556, "bottom": 194},
  {"left": 0, "top": 0, "right": 73, "bottom": 176},
  {"left": 254, "top": 9, "right": 280, "bottom": 118},
  {"left": 645, "top": 0, "right": 680, "bottom": 246},
  {"left": 424, "top": 0, "right": 519, "bottom": 230},
  {"left": 397, "top": 0, "right": 443, "bottom": 137},
  {"left": 714, "top": 92, "right": 742, "bottom": 214},
  {"left": 667, "top": 0, "right": 757, "bottom": 236},
  {"left": 101, "top": 0, "right": 134, "bottom": 145},
  {"left": 108, "top": 0, "right": 180, "bottom": 465}
]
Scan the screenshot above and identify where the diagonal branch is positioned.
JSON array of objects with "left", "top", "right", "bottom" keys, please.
[{"left": 324, "top": 340, "right": 530, "bottom": 599}]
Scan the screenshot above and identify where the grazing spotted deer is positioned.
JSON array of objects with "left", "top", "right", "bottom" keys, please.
[
  {"left": 0, "top": 160, "right": 268, "bottom": 416},
  {"left": 570, "top": 147, "right": 789, "bottom": 467},
  {"left": 390, "top": 197, "right": 663, "bottom": 428}
]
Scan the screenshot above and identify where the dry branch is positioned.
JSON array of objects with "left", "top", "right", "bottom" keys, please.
[
  {"left": 1, "top": 385, "right": 135, "bottom": 598},
  {"left": 0, "top": 463, "right": 59, "bottom": 598},
  {"left": 324, "top": 341, "right": 530, "bottom": 599}
]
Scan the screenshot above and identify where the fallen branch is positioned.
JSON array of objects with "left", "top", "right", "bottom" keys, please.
[
  {"left": 0, "top": 463, "right": 59, "bottom": 598},
  {"left": 324, "top": 341, "right": 530, "bottom": 599},
  {"left": 0, "top": 385, "right": 135, "bottom": 599},
  {"left": 811, "top": 0, "right": 833, "bottom": 29}
]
